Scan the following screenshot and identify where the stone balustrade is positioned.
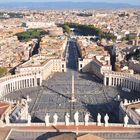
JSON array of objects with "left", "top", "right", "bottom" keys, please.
[{"left": 1, "top": 121, "right": 140, "bottom": 129}]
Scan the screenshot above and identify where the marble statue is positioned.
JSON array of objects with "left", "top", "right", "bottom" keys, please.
[
  {"left": 45, "top": 113, "right": 50, "bottom": 126},
  {"left": 97, "top": 113, "right": 101, "bottom": 126},
  {"left": 104, "top": 114, "right": 109, "bottom": 127},
  {"left": 25, "top": 102, "right": 29, "bottom": 120},
  {"left": 27, "top": 114, "right": 31, "bottom": 124},
  {"left": 74, "top": 111, "right": 79, "bottom": 126},
  {"left": 84, "top": 112, "right": 90, "bottom": 126},
  {"left": 117, "top": 95, "right": 120, "bottom": 101},
  {"left": 26, "top": 95, "right": 31, "bottom": 102},
  {"left": 124, "top": 115, "right": 129, "bottom": 127},
  {"left": 53, "top": 113, "right": 58, "bottom": 126},
  {"left": 65, "top": 113, "right": 70, "bottom": 126}
]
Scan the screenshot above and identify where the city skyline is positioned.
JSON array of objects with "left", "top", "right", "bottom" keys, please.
[{"left": 0, "top": 0, "right": 140, "bottom": 5}]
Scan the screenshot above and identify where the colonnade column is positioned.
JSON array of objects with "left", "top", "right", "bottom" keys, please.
[
  {"left": 112, "top": 78, "right": 114, "bottom": 86},
  {"left": 104, "top": 76, "right": 107, "bottom": 86},
  {"left": 28, "top": 79, "right": 31, "bottom": 87},
  {"left": 23, "top": 80, "right": 25, "bottom": 88},
  {"left": 108, "top": 77, "right": 112, "bottom": 86},
  {"left": 31, "top": 79, "right": 33, "bottom": 87},
  {"left": 34, "top": 78, "right": 37, "bottom": 86}
]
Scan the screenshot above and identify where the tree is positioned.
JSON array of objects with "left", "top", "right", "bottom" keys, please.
[{"left": 0, "top": 67, "right": 7, "bottom": 77}]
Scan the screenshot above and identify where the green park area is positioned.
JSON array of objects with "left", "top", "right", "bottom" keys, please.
[
  {"left": 61, "top": 23, "right": 116, "bottom": 41},
  {"left": 16, "top": 29, "right": 47, "bottom": 42}
]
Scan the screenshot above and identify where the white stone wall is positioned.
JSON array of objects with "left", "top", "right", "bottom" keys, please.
[
  {"left": 42, "top": 60, "right": 54, "bottom": 80},
  {"left": 16, "top": 59, "right": 67, "bottom": 80}
]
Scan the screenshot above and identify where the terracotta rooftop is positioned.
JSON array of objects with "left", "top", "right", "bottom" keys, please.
[
  {"left": 3, "top": 125, "right": 140, "bottom": 140},
  {"left": 48, "top": 133, "right": 76, "bottom": 140},
  {"left": 13, "top": 124, "right": 140, "bottom": 132},
  {"left": 77, "top": 134, "right": 105, "bottom": 140},
  {"left": 0, "top": 102, "right": 10, "bottom": 117},
  {"left": 0, "top": 127, "right": 11, "bottom": 140}
]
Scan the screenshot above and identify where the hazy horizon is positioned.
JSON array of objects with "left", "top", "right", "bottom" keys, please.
[
  {"left": 0, "top": 0, "right": 139, "bottom": 10},
  {"left": 0, "top": 0, "right": 140, "bottom": 5}
]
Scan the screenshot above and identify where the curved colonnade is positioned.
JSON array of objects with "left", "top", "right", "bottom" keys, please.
[
  {"left": 1, "top": 63, "right": 140, "bottom": 99},
  {"left": 0, "top": 58, "right": 67, "bottom": 99},
  {"left": 0, "top": 73, "right": 42, "bottom": 98},
  {"left": 104, "top": 71, "right": 140, "bottom": 91}
]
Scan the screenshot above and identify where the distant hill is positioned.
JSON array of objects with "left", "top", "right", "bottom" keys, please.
[{"left": 0, "top": 2, "right": 138, "bottom": 10}]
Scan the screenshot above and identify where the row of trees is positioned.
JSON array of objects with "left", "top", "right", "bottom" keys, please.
[
  {"left": 16, "top": 29, "right": 47, "bottom": 42},
  {"left": 61, "top": 23, "right": 116, "bottom": 41}
]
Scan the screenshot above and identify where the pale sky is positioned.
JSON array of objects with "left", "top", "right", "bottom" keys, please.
[{"left": 0, "top": 0, "right": 140, "bottom": 5}]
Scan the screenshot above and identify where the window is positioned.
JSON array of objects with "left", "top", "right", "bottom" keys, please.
[{"left": 62, "top": 64, "right": 64, "bottom": 68}]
